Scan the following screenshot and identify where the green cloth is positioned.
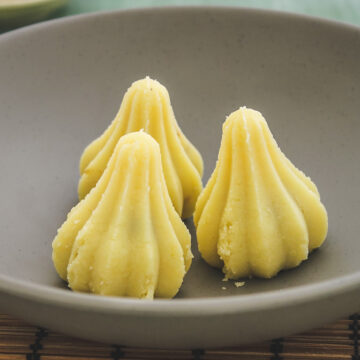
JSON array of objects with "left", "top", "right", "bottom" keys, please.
[{"left": 56, "top": 0, "right": 360, "bottom": 26}]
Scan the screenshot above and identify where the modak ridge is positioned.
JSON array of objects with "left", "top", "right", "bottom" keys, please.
[
  {"left": 78, "top": 77, "right": 203, "bottom": 218},
  {"left": 53, "top": 132, "right": 193, "bottom": 299},
  {"left": 194, "top": 107, "right": 328, "bottom": 279}
]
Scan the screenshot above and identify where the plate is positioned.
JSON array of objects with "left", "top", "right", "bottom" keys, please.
[
  {"left": 0, "top": 7, "right": 359, "bottom": 349},
  {"left": 0, "top": 0, "right": 69, "bottom": 30}
]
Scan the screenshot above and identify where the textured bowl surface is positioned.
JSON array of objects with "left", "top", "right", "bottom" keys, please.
[{"left": 0, "top": 7, "right": 359, "bottom": 348}]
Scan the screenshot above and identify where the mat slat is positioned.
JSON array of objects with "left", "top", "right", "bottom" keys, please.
[
  {"left": 0, "top": 313, "right": 358, "bottom": 360},
  {"left": 0, "top": 355, "right": 26, "bottom": 360}
]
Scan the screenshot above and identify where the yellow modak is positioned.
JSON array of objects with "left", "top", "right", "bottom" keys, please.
[
  {"left": 79, "top": 77, "right": 203, "bottom": 219},
  {"left": 52, "top": 132, "right": 193, "bottom": 299},
  {"left": 194, "top": 107, "right": 328, "bottom": 279}
]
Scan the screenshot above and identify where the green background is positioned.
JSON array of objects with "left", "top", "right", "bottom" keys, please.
[
  {"left": 58, "top": 0, "right": 360, "bottom": 26},
  {"left": 1, "top": 0, "right": 360, "bottom": 33}
]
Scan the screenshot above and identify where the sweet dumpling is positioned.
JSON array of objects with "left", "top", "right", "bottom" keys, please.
[
  {"left": 194, "top": 107, "right": 328, "bottom": 279},
  {"left": 52, "top": 132, "right": 193, "bottom": 299},
  {"left": 78, "top": 77, "right": 203, "bottom": 219}
]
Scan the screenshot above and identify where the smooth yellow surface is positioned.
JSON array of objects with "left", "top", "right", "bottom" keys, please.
[
  {"left": 53, "top": 132, "right": 192, "bottom": 299},
  {"left": 194, "top": 107, "right": 328, "bottom": 279},
  {"left": 79, "top": 77, "right": 203, "bottom": 219}
]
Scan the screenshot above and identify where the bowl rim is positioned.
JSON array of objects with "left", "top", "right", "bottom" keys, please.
[
  {"left": 1, "top": 5, "right": 360, "bottom": 317},
  {"left": 1, "top": 271, "right": 360, "bottom": 316}
]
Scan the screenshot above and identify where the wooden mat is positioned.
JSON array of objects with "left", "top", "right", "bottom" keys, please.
[{"left": 0, "top": 313, "right": 358, "bottom": 360}]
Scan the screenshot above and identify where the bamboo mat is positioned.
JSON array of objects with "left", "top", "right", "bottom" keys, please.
[{"left": 0, "top": 313, "right": 358, "bottom": 360}]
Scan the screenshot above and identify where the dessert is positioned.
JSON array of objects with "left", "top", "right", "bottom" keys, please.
[
  {"left": 78, "top": 77, "right": 203, "bottom": 218},
  {"left": 194, "top": 107, "right": 328, "bottom": 279},
  {"left": 52, "top": 132, "right": 192, "bottom": 299}
]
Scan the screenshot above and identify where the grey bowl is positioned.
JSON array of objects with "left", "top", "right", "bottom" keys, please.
[{"left": 0, "top": 7, "right": 360, "bottom": 349}]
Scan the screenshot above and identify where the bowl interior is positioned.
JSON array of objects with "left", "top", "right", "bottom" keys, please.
[{"left": 0, "top": 8, "right": 359, "bottom": 299}]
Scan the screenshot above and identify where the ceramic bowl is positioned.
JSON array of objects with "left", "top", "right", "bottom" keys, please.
[{"left": 0, "top": 7, "right": 359, "bottom": 348}]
